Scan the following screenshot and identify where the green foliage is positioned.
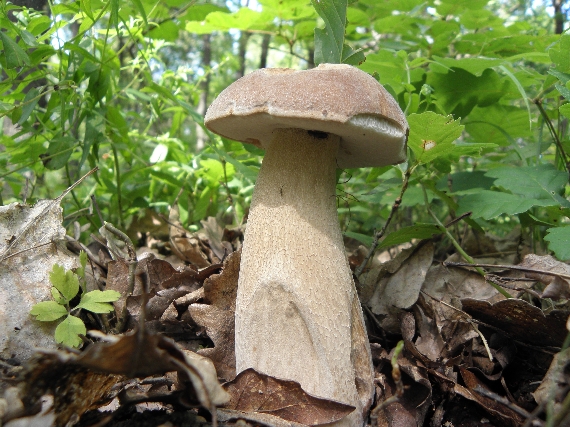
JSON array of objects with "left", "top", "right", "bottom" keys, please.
[
  {"left": 1, "top": 0, "right": 569, "bottom": 262},
  {"left": 30, "top": 253, "right": 120, "bottom": 348}
]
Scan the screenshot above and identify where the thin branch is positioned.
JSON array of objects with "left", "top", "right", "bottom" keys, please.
[
  {"left": 355, "top": 164, "right": 413, "bottom": 277},
  {"left": 422, "top": 184, "right": 512, "bottom": 298},
  {"left": 444, "top": 261, "right": 570, "bottom": 281}
]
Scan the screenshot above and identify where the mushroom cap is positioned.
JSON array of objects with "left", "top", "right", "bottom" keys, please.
[{"left": 204, "top": 63, "right": 408, "bottom": 169}]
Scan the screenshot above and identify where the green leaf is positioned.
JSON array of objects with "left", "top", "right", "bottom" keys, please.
[
  {"left": 549, "top": 34, "right": 570, "bottom": 73},
  {"left": 17, "top": 87, "right": 41, "bottom": 125},
  {"left": 560, "top": 104, "right": 570, "bottom": 120},
  {"left": 55, "top": 315, "right": 86, "bottom": 348},
  {"left": 193, "top": 186, "right": 213, "bottom": 222},
  {"left": 378, "top": 224, "right": 442, "bottom": 250},
  {"left": 0, "top": 32, "right": 31, "bottom": 68},
  {"left": 545, "top": 227, "right": 570, "bottom": 260},
  {"left": 49, "top": 264, "right": 80, "bottom": 302},
  {"left": 43, "top": 136, "right": 76, "bottom": 170},
  {"left": 312, "top": 0, "right": 346, "bottom": 64},
  {"left": 76, "top": 290, "right": 120, "bottom": 313},
  {"left": 486, "top": 164, "right": 570, "bottom": 207},
  {"left": 131, "top": 0, "right": 148, "bottom": 25},
  {"left": 344, "top": 231, "right": 373, "bottom": 246},
  {"left": 51, "top": 287, "right": 66, "bottom": 305},
  {"left": 457, "top": 190, "right": 556, "bottom": 220},
  {"left": 30, "top": 301, "right": 68, "bottom": 321},
  {"left": 20, "top": 30, "right": 39, "bottom": 47},
  {"left": 200, "top": 158, "right": 234, "bottom": 184},
  {"left": 427, "top": 68, "right": 507, "bottom": 118},
  {"left": 408, "top": 112, "right": 475, "bottom": 164}
]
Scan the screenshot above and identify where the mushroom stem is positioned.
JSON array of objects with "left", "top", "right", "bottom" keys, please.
[{"left": 236, "top": 128, "right": 374, "bottom": 426}]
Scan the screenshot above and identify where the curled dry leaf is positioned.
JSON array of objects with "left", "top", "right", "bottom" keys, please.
[
  {"left": 520, "top": 253, "right": 570, "bottom": 300},
  {"left": 223, "top": 368, "right": 355, "bottom": 426},
  {"left": 365, "top": 242, "right": 434, "bottom": 333},
  {"left": 461, "top": 298, "right": 568, "bottom": 347},
  {"left": 75, "top": 328, "right": 229, "bottom": 411},
  {"left": 189, "top": 250, "right": 240, "bottom": 381},
  {"left": 169, "top": 205, "right": 211, "bottom": 268},
  {"left": 0, "top": 200, "right": 78, "bottom": 362}
]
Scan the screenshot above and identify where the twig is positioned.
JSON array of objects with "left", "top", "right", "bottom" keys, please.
[
  {"left": 355, "top": 164, "right": 413, "bottom": 277},
  {"left": 444, "top": 261, "right": 570, "bottom": 281},
  {"left": 533, "top": 97, "right": 570, "bottom": 176},
  {"left": 422, "top": 185, "right": 512, "bottom": 299},
  {"left": 473, "top": 385, "right": 539, "bottom": 422}
]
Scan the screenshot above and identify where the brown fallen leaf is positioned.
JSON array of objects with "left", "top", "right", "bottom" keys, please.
[
  {"left": 520, "top": 254, "right": 570, "bottom": 300},
  {"left": 189, "top": 250, "right": 240, "bottom": 381},
  {"left": 365, "top": 242, "right": 434, "bottom": 333},
  {"left": 224, "top": 368, "right": 355, "bottom": 426},
  {"left": 461, "top": 298, "right": 568, "bottom": 347},
  {"left": 15, "top": 350, "right": 120, "bottom": 426},
  {"left": 75, "top": 328, "right": 229, "bottom": 412}
]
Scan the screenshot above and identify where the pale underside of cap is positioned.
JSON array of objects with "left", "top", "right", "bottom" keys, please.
[{"left": 204, "top": 64, "right": 409, "bottom": 169}]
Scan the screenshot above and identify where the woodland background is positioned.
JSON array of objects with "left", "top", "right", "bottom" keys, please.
[
  {"left": 2, "top": 0, "right": 570, "bottom": 426},
  {"left": 0, "top": 0, "right": 568, "bottom": 253}
]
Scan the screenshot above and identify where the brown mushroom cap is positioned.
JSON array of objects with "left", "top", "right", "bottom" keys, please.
[{"left": 204, "top": 63, "right": 409, "bottom": 169}]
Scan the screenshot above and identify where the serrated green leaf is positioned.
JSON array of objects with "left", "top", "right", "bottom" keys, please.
[
  {"left": 545, "top": 227, "right": 570, "bottom": 260},
  {"left": 312, "top": 0, "right": 346, "bottom": 64},
  {"left": 55, "top": 315, "right": 86, "bottom": 348},
  {"left": 486, "top": 164, "right": 570, "bottom": 207},
  {"left": 408, "top": 112, "right": 476, "bottom": 164},
  {"left": 49, "top": 264, "right": 80, "bottom": 302},
  {"left": 549, "top": 34, "right": 570, "bottom": 73},
  {"left": 0, "top": 32, "right": 31, "bottom": 68},
  {"left": 76, "top": 290, "right": 120, "bottom": 313},
  {"left": 30, "top": 301, "right": 68, "bottom": 321},
  {"left": 457, "top": 190, "right": 555, "bottom": 220},
  {"left": 378, "top": 224, "right": 442, "bottom": 250}
]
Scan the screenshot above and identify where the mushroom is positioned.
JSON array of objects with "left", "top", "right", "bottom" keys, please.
[{"left": 204, "top": 64, "right": 408, "bottom": 426}]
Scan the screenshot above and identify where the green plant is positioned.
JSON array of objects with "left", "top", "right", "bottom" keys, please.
[{"left": 30, "top": 252, "right": 120, "bottom": 348}]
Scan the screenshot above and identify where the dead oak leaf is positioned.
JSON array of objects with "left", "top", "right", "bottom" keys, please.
[
  {"left": 224, "top": 368, "right": 355, "bottom": 426},
  {"left": 189, "top": 250, "right": 240, "bottom": 381}
]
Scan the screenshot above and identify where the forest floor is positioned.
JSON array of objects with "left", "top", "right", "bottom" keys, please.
[{"left": 1, "top": 206, "right": 569, "bottom": 427}]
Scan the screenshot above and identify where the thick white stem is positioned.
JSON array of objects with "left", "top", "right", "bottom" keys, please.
[{"left": 235, "top": 128, "right": 373, "bottom": 426}]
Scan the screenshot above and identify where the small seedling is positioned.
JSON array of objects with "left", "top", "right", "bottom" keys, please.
[{"left": 30, "top": 252, "right": 120, "bottom": 348}]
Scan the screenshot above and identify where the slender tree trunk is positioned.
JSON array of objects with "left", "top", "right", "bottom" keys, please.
[
  {"left": 259, "top": 34, "right": 271, "bottom": 69},
  {"left": 195, "top": 34, "right": 212, "bottom": 151},
  {"left": 553, "top": 0, "right": 566, "bottom": 34},
  {"left": 236, "top": 31, "right": 251, "bottom": 79}
]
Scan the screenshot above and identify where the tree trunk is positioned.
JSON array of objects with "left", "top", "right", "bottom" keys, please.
[
  {"left": 552, "top": 0, "right": 566, "bottom": 34},
  {"left": 236, "top": 30, "right": 251, "bottom": 79},
  {"left": 259, "top": 34, "right": 271, "bottom": 69}
]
